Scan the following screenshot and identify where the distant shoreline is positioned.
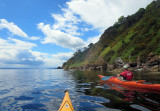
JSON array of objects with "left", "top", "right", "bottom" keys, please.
[{"left": 0, "top": 68, "right": 56, "bottom": 69}]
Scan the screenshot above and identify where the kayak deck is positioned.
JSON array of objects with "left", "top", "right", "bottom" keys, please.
[{"left": 58, "top": 90, "right": 74, "bottom": 111}]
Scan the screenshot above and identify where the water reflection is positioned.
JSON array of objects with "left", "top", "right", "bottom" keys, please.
[
  {"left": 0, "top": 69, "right": 160, "bottom": 111},
  {"left": 99, "top": 80, "right": 160, "bottom": 111},
  {"left": 0, "top": 69, "right": 75, "bottom": 111},
  {"left": 70, "top": 70, "right": 160, "bottom": 111}
]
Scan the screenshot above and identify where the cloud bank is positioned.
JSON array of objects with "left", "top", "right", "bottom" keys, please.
[
  {"left": 0, "top": 37, "right": 73, "bottom": 68},
  {"left": 0, "top": 19, "right": 74, "bottom": 68},
  {"left": 0, "top": 38, "right": 42, "bottom": 68}
]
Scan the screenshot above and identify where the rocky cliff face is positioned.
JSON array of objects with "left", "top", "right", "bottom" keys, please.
[{"left": 63, "top": 0, "right": 160, "bottom": 71}]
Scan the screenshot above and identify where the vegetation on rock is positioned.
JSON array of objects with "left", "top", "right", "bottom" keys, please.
[{"left": 63, "top": 0, "right": 160, "bottom": 70}]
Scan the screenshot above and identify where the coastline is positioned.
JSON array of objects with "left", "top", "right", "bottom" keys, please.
[{"left": 63, "top": 65, "right": 160, "bottom": 75}]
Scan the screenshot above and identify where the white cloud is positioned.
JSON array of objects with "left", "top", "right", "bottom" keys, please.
[
  {"left": 38, "top": 7, "right": 88, "bottom": 51},
  {"left": 67, "top": 0, "right": 153, "bottom": 31},
  {"left": 83, "top": 27, "right": 94, "bottom": 32},
  {"left": 8, "top": 38, "right": 37, "bottom": 49},
  {"left": 0, "top": 38, "right": 36, "bottom": 51},
  {"left": 0, "top": 19, "right": 28, "bottom": 38},
  {"left": 29, "top": 36, "right": 41, "bottom": 40},
  {"left": 87, "top": 35, "right": 100, "bottom": 44},
  {"left": 26, "top": 51, "right": 74, "bottom": 68},
  {"left": 38, "top": 23, "right": 86, "bottom": 50},
  {"left": 52, "top": 52, "right": 73, "bottom": 60},
  {"left": 52, "top": 8, "right": 81, "bottom": 36},
  {"left": 67, "top": 0, "right": 114, "bottom": 31},
  {"left": 0, "top": 38, "right": 74, "bottom": 68},
  {"left": 0, "top": 38, "right": 44, "bottom": 68},
  {"left": 42, "top": 52, "right": 74, "bottom": 67}
]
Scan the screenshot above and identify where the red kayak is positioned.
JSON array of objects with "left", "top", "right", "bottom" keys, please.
[{"left": 98, "top": 74, "right": 160, "bottom": 91}]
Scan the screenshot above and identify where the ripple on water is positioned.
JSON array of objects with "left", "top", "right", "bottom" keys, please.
[
  {"left": 0, "top": 89, "right": 10, "bottom": 95},
  {"left": 74, "top": 100, "right": 107, "bottom": 111},
  {"left": 31, "top": 91, "right": 43, "bottom": 95},
  {"left": 15, "top": 96, "right": 34, "bottom": 100},
  {"left": 21, "top": 103, "right": 46, "bottom": 111},
  {"left": 79, "top": 95, "right": 109, "bottom": 103},
  {"left": 130, "top": 104, "right": 152, "bottom": 111}
]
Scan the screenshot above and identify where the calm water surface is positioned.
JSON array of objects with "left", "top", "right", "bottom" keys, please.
[{"left": 0, "top": 69, "right": 160, "bottom": 111}]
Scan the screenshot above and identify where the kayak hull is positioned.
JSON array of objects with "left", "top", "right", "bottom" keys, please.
[{"left": 98, "top": 74, "right": 160, "bottom": 91}]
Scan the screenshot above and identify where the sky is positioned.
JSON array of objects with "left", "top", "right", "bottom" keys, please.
[{"left": 0, "top": 0, "right": 153, "bottom": 68}]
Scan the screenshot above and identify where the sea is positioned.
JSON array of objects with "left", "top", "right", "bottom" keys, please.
[{"left": 0, "top": 69, "right": 160, "bottom": 111}]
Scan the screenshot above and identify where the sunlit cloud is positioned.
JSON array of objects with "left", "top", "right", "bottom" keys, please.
[
  {"left": 52, "top": 52, "right": 73, "bottom": 61},
  {"left": 0, "top": 37, "right": 75, "bottom": 68},
  {"left": 52, "top": 8, "right": 81, "bottom": 36},
  {"left": 0, "top": 19, "right": 28, "bottom": 38},
  {"left": 86, "top": 35, "right": 100, "bottom": 44},
  {"left": 0, "top": 38, "right": 42, "bottom": 68},
  {"left": 38, "top": 23, "right": 86, "bottom": 50},
  {"left": 67, "top": 0, "right": 152, "bottom": 32},
  {"left": 29, "top": 36, "right": 41, "bottom": 40}
]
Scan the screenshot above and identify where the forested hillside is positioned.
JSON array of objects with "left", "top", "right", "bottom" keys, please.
[{"left": 62, "top": 0, "right": 160, "bottom": 70}]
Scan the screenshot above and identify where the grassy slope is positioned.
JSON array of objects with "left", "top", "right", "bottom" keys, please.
[{"left": 63, "top": 0, "right": 160, "bottom": 69}]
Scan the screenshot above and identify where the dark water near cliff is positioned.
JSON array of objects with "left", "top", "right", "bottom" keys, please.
[{"left": 0, "top": 69, "right": 160, "bottom": 111}]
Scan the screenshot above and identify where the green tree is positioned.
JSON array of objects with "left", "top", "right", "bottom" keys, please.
[{"left": 118, "top": 16, "right": 126, "bottom": 24}]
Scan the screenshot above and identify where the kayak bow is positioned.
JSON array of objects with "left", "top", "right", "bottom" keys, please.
[
  {"left": 98, "top": 74, "right": 160, "bottom": 91},
  {"left": 58, "top": 90, "right": 74, "bottom": 111}
]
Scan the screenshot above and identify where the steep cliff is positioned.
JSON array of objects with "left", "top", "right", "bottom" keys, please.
[{"left": 63, "top": 0, "right": 160, "bottom": 70}]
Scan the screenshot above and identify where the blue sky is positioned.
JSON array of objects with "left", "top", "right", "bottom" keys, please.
[{"left": 0, "top": 0, "right": 153, "bottom": 68}]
